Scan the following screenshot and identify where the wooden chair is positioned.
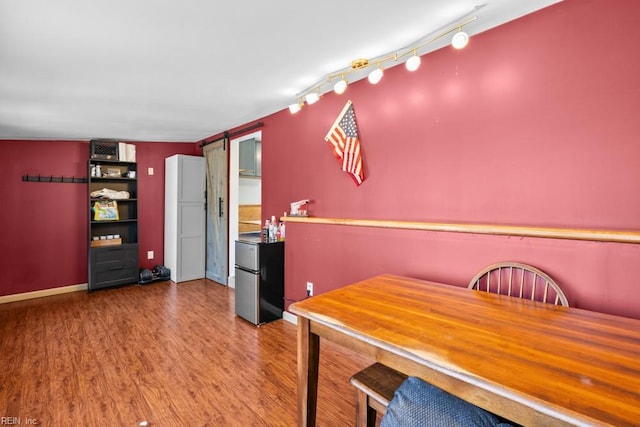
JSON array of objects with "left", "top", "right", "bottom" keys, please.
[
  {"left": 468, "top": 261, "right": 569, "bottom": 307},
  {"left": 350, "top": 262, "right": 568, "bottom": 426}
]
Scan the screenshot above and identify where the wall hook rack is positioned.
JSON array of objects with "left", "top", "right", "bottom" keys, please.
[{"left": 22, "top": 174, "right": 87, "bottom": 184}]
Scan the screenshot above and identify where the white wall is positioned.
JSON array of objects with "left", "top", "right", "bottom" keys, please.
[{"left": 238, "top": 178, "right": 261, "bottom": 204}]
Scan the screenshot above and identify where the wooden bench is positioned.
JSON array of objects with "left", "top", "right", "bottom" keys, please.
[{"left": 350, "top": 362, "right": 407, "bottom": 426}]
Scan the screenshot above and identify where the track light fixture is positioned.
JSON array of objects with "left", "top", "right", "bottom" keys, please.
[
  {"left": 334, "top": 75, "right": 348, "bottom": 95},
  {"left": 305, "top": 92, "right": 320, "bottom": 105},
  {"left": 451, "top": 29, "right": 469, "bottom": 49},
  {"left": 289, "top": 14, "right": 478, "bottom": 113},
  {"left": 289, "top": 102, "right": 302, "bottom": 114},
  {"left": 368, "top": 65, "right": 384, "bottom": 84},
  {"left": 405, "top": 50, "right": 421, "bottom": 72}
]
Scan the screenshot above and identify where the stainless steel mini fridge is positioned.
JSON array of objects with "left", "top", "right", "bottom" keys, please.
[{"left": 234, "top": 239, "right": 284, "bottom": 325}]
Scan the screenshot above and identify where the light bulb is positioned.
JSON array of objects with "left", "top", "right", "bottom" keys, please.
[
  {"left": 334, "top": 79, "right": 348, "bottom": 95},
  {"left": 405, "top": 55, "right": 421, "bottom": 72},
  {"left": 305, "top": 92, "right": 319, "bottom": 105},
  {"left": 289, "top": 103, "right": 301, "bottom": 114},
  {"left": 451, "top": 31, "right": 469, "bottom": 49},
  {"left": 368, "top": 67, "right": 383, "bottom": 84}
]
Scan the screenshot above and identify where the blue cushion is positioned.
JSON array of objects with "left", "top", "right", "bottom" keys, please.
[{"left": 381, "top": 377, "right": 513, "bottom": 427}]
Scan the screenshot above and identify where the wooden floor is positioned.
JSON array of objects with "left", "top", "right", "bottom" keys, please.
[{"left": 0, "top": 280, "right": 373, "bottom": 426}]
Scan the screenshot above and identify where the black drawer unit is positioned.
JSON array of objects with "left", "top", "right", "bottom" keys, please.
[{"left": 89, "top": 244, "right": 139, "bottom": 291}]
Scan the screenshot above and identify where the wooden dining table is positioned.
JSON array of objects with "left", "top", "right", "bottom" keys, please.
[{"left": 288, "top": 274, "right": 640, "bottom": 427}]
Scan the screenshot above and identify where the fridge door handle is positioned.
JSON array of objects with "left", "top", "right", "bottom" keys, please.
[
  {"left": 218, "top": 197, "right": 224, "bottom": 217},
  {"left": 235, "top": 265, "right": 259, "bottom": 274}
]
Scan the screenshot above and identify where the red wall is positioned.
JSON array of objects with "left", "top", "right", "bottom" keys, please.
[
  {"left": 2, "top": 1, "right": 639, "bottom": 320},
  {"left": 0, "top": 140, "right": 195, "bottom": 296},
  {"left": 256, "top": 0, "right": 640, "bottom": 319}
]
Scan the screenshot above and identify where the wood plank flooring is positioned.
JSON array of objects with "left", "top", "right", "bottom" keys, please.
[{"left": 0, "top": 280, "right": 373, "bottom": 426}]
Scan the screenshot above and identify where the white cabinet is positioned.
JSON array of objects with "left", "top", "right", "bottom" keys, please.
[{"left": 164, "top": 155, "right": 206, "bottom": 282}]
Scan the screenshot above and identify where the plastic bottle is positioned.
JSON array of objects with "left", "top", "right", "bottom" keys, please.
[
  {"left": 95, "top": 164, "right": 101, "bottom": 177},
  {"left": 270, "top": 216, "right": 277, "bottom": 242},
  {"left": 263, "top": 220, "right": 270, "bottom": 242},
  {"left": 279, "top": 222, "right": 285, "bottom": 241}
]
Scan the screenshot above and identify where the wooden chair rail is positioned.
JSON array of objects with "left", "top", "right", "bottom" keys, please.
[{"left": 281, "top": 216, "right": 640, "bottom": 244}]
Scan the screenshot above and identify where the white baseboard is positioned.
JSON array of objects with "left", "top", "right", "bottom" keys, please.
[
  {"left": 0, "top": 283, "right": 87, "bottom": 304},
  {"left": 282, "top": 310, "right": 297, "bottom": 325}
]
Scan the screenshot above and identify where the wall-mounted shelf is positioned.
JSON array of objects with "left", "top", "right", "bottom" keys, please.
[{"left": 281, "top": 216, "right": 640, "bottom": 244}]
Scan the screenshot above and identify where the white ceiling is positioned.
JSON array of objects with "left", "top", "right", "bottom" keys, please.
[{"left": 0, "top": 0, "right": 561, "bottom": 142}]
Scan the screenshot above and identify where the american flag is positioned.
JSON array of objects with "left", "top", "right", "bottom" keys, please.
[{"left": 324, "top": 100, "right": 364, "bottom": 185}]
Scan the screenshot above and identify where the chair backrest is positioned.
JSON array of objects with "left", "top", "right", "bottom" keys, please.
[{"left": 468, "top": 262, "right": 569, "bottom": 307}]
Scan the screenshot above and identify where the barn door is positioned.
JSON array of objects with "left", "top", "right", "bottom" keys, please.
[{"left": 203, "top": 139, "right": 228, "bottom": 284}]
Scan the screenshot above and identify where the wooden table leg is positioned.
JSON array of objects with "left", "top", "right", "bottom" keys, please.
[{"left": 297, "top": 317, "right": 320, "bottom": 427}]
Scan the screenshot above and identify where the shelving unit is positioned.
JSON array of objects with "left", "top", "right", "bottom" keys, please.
[{"left": 87, "top": 154, "right": 139, "bottom": 291}]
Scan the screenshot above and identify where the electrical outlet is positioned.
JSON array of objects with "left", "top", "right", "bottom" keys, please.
[
  {"left": 148, "top": 167, "right": 154, "bottom": 176},
  {"left": 147, "top": 251, "right": 154, "bottom": 259},
  {"left": 306, "top": 282, "right": 313, "bottom": 296}
]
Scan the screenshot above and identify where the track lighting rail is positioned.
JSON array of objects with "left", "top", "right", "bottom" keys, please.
[{"left": 289, "top": 12, "right": 479, "bottom": 114}]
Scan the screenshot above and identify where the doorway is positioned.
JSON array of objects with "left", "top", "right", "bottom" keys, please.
[{"left": 228, "top": 130, "right": 262, "bottom": 288}]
